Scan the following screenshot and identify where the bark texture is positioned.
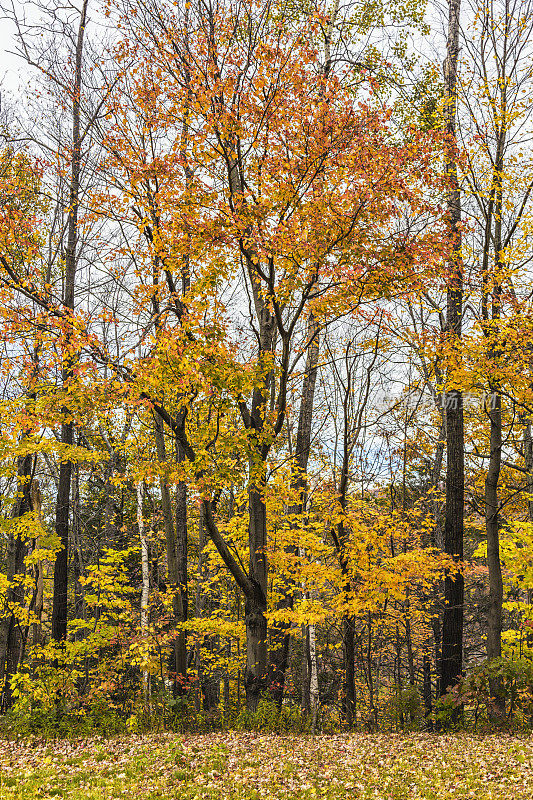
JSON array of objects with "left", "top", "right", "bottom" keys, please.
[{"left": 154, "top": 414, "right": 187, "bottom": 693}]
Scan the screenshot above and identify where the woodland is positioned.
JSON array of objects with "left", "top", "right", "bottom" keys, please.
[{"left": 1, "top": 0, "right": 533, "bottom": 749}]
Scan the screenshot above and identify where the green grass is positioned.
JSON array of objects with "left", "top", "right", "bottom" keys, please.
[{"left": 1, "top": 732, "right": 532, "bottom": 799}]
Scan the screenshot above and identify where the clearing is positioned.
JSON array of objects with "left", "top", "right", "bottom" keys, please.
[{"left": 0, "top": 732, "right": 532, "bottom": 799}]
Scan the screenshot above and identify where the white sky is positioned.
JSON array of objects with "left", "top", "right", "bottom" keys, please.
[{"left": 0, "top": 13, "right": 21, "bottom": 92}]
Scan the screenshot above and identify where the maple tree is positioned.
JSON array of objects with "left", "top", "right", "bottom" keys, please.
[
  {"left": 84, "top": 0, "right": 447, "bottom": 711},
  {"left": 3, "top": 0, "right": 533, "bottom": 738}
]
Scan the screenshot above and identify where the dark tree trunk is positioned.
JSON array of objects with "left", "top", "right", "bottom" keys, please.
[
  {"left": 154, "top": 413, "right": 187, "bottom": 694},
  {"left": 200, "top": 497, "right": 268, "bottom": 711},
  {"left": 175, "top": 440, "right": 188, "bottom": 690},
  {"left": 366, "top": 615, "right": 377, "bottom": 728},
  {"left": 485, "top": 399, "right": 503, "bottom": 667},
  {"left": 71, "top": 465, "right": 85, "bottom": 636},
  {"left": 31, "top": 480, "right": 45, "bottom": 650},
  {"left": 0, "top": 454, "right": 33, "bottom": 710},
  {"left": 405, "top": 589, "right": 416, "bottom": 688},
  {"left": 440, "top": 381, "right": 465, "bottom": 696},
  {"left": 270, "top": 315, "right": 319, "bottom": 707},
  {"left": 485, "top": 392, "right": 504, "bottom": 714},
  {"left": 432, "top": 616, "right": 442, "bottom": 699},
  {"left": 485, "top": 177, "right": 504, "bottom": 716},
  {"left": 195, "top": 501, "right": 221, "bottom": 711},
  {"left": 52, "top": 447, "right": 73, "bottom": 643},
  {"left": 343, "top": 613, "right": 356, "bottom": 728},
  {"left": 223, "top": 640, "right": 231, "bottom": 710},
  {"left": 395, "top": 623, "right": 404, "bottom": 730},
  {"left": 440, "top": 0, "right": 464, "bottom": 703},
  {"left": 480, "top": 70, "right": 505, "bottom": 712},
  {"left": 51, "top": 0, "right": 88, "bottom": 644},
  {"left": 423, "top": 651, "right": 433, "bottom": 730},
  {"left": 240, "top": 283, "right": 276, "bottom": 710},
  {"left": 175, "top": 470, "right": 188, "bottom": 624},
  {"left": 201, "top": 667, "right": 220, "bottom": 712},
  {"left": 336, "top": 372, "right": 358, "bottom": 727},
  {"left": 245, "top": 479, "right": 269, "bottom": 711},
  {"left": 329, "top": 357, "right": 359, "bottom": 728}
]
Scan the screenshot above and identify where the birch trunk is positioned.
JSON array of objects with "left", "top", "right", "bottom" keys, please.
[
  {"left": 308, "top": 620, "right": 319, "bottom": 731},
  {"left": 137, "top": 483, "right": 150, "bottom": 713}
]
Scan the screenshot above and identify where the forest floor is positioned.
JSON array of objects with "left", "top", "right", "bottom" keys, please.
[{"left": 0, "top": 731, "right": 532, "bottom": 799}]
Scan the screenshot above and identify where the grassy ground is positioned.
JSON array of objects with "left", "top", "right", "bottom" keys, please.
[{"left": 0, "top": 732, "right": 532, "bottom": 799}]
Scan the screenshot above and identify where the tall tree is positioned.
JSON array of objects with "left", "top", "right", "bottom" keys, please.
[
  {"left": 51, "top": 0, "right": 89, "bottom": 644},
  {"left": 269, "top": 314, "right": 320, "bottom": 708},
  {"left": 269, "top": 0, "right": 339, "bottom": 710},
  {"left": 439, "top": 0, "right": 465, "bottom": 702}
]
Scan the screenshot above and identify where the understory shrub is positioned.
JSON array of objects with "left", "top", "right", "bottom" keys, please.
[{"left": 437, "top": 657, "right": 533, "bottom": 731}]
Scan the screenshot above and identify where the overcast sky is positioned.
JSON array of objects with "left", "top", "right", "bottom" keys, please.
[{"left": 0, "top": 12, "right": 21, "bottom": 92}]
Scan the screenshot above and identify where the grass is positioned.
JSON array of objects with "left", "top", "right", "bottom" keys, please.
[{"left": 0, "top": 732, "right": 532, "bottom": 799}]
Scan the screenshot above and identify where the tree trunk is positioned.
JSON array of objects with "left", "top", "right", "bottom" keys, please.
[
  {"left": 0, "top": 454, "right": 33, "bottom": 710},
  {"left": 223, "top": 640, "right": 231, "bottom": 711},
  {"left": 245, "top": 480, "right": 268, "bottom": 711},
  {"left": 432, "top": 616, "right": 442, "bottom": 699},
  {"left": 175, "top": 463, "right": 188, "bottom": 630},
  {"left": 265, "top": 0, "right": 338, "bottom": 708},
  {"left": 195, "top": 502, "right": 221, "bottom": 711},
  {"left": 154, "top": 413, "right": 187, "bottom": 694},
  {"left": 333, "top": 444, "right": 357, "bottom": 727},
  {"left": 440, "top": 0, "right": 464, "bottom": 703},
  {"left": 137, "top": 482, "right": 150, "bottom": 713},
  {"left": 51, "top": 0, "right": 88, "bottom": 644},
  {"left": 270, "top": 315, "right": 319, "bottom": 707},
  {"left": 484, "top": 283, "right": 504, "bottom": 720},
  {"left": 523, "top": 419, "right": 533, "bottom": 522},
  {"left": 52, "top": 450, "right": 73, "bottom": 643},
  {"left": 366, "top": 615, "right": 377, "bottom": 728},
  {"left": 343, "top": 613, "right": 356, "bottom": 727},
  {"left": 423, "top": 651, "right": 433, "bottom": 730},
  {"left": 335, "top": 397, "right": 357, "bottom": 727},
  {"left": 309, "top": 620, "right": 319, "bottom": 730},
  {"left": 301, "top": 623, "right": 310, "bottom": 713},
  {"left": 175, "top": 440, "right": 188, "bottom": 692},
  {"left": 30, "top": 480, "right": 44, "bottom": 649},
  {"left": 484, "top": 76, "right": 506, "bottom": 713},
  {"left": 243, "top": 292, "right": 276, "bottom": 708},
  {"left": 299, "top": 546, "right": 319, "bottom": 719},
  {"left": 485, "top": 392, "right": 503, "bottom": 667},
  {"left": 405, "top": 589, "right": 416, "bottom": 688}
]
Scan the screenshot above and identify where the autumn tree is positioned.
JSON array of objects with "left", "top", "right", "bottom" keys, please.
[
  {"left": 456, "top": 0, "right": 533, "bottom": 715},
  {"left": 89, "top": 0, "right": 447, "bottom": 710},
  {"left": 440, "top": 0, "right": 465, "bottom": 706}
]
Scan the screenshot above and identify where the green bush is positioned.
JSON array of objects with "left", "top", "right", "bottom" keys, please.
[
  {"left": 434, "top": 690, "right": 461, "bottom": 731},
  {"left": 0, "top": 700, "right": 127, "bottom": 739},
  {"left": 161, "top": 697, "right": 314, "bottom": 734},
  {"left": 0, "top": 665, "right": 129, "bottom": 739},
  {"left": 384, "top": 686, "right": 423, "bottom": 731},
  {"left": 437, "top": 657, "right": 533, "bottom": 731}
]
